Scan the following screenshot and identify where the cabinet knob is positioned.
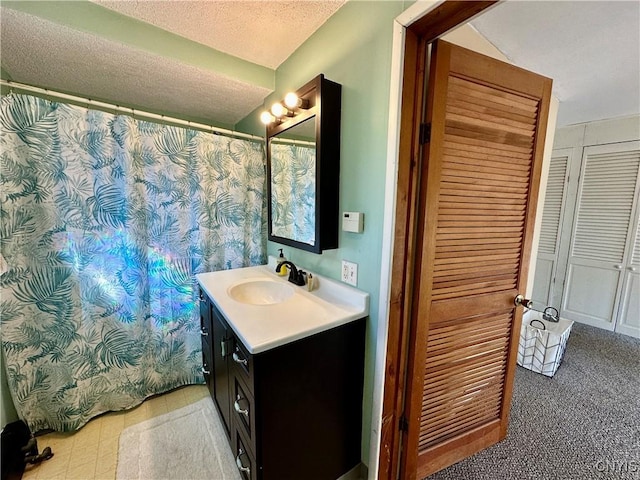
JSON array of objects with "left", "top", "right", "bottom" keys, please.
[
  {"left": 200, "top": 328, "right": 208, "bottom": 337},
  {"left": 233, "top": 351, "right": 248, "bottom": 366},
  {"left": 629, "top": 266, "right": 637, "bottom": 272},
  {"left": 614, "top": 264, "right": 623, "bottom": 270},
  {"left": 236, "top": 449, "right": 251, "bottom": 475},
  {"left": 201, "top": 367, "right": 210, "bottom": 375}
]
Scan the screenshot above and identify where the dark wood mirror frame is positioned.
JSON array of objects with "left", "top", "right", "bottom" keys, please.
[{"left": 266, "top": 74, "right": 342, "bottom": 254}]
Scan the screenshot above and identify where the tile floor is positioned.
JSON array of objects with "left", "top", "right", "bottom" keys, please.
[{"left": 21, "top": 384, "right": 209, "bottom": 480}]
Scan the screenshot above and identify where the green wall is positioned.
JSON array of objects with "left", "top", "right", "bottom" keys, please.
[
  {"left": 1, "top": 350, "right": 19, "bottom": 428},
  {"left": 237, "top": 1, "right": 410, "bottom": 464},
  {"left": 1, "top": 0, "right": 412, "bottom": 464}
]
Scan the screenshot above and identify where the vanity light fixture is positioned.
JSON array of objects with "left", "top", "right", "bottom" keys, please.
[
  {"left": 260, "top": 111, "right": 276, "bottom": 125},
  {"left": 260, "top": 91, "right": 311, "bottom": 126},
  {"left": 284, "top": 92, "right": 309, "bottom": 110},
  {"left": 270, "top": 102, "right": 291, "bottom": 118}
]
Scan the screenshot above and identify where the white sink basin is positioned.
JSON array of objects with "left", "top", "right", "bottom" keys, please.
[
  {"left": 228, "top": 279, "right": 294, "bottom": 305},
  {"left": 197, "top": 258, "right": 370, "bottom": 353}
]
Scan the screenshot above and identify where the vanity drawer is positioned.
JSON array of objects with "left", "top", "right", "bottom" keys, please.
[
  {"left": 201, "top": 344, "right": 214, "bottom": 399},
  {"left": 200, "top": 328, "right": 212, "bottom": 356},
  {"left": 199, "top": 289, "right": 212, "bottom": 344},
  {"left": 233, "top": 426, "right": 258, "bottom": 480},
  {"left": 231, "top": 375, "right": 256, "bottom": 456},
  {"left": 230, "top": 339, "right": 254, "bottom": 387}
]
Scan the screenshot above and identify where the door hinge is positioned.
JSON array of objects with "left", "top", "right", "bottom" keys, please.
[
  {"left": 399, "top": 415, "right": 409, "bottom": 432},
  {"left": 419, "top": 123, "right": 431, "bottom": 144}
]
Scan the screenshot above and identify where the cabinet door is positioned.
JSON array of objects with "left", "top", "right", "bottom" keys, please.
[
  {"left": 561, "top": 141, "right": 640, "bottom": 330},
  {"left": 199, "top": 289, "right": 214, "bottom": 398},
  {"left": 211, "top": 305, "right": 232, "bottom": 435},
  {"left": 201, "top": 343, "right": 214, "bottom": 399}
]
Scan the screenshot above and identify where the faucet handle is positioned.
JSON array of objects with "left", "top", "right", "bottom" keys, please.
[{"left": 291, "top": 269, "right": 306, "bottom": 286}]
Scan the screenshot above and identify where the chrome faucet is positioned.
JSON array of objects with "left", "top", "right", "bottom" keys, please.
[{"left": 275, "top": 261, "right": 306, "bottom": 286}]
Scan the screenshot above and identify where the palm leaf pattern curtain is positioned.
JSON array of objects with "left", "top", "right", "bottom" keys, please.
[
  {"left": 0, "top": 94, "right": 266, "bottom": 432},
  {"left": 270, "top": 143, "right": 316, "bottom": 245}
]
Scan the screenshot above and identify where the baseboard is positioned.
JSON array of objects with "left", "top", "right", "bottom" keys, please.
[{"left": 338, "top": 463, "right": 368, "bottom": 480}]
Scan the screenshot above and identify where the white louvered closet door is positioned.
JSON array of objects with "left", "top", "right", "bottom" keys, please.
[
  {"left": 616, "top": 215, "right": 640, "bottom": 337},
  {"left": 532, "top": 149, "right": 572, "bottom": 307},
  {"left": 561, "top": 140, "right": 640, "bottom": 332}
]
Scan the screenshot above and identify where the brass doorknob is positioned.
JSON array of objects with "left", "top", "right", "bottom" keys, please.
[{"left": 514, "top": 294, "right": 533, "bottom": 308}]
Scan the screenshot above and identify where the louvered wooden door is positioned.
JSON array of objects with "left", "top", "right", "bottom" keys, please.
[
  {"left": 401, "top": 41, "right": 552, "bottom": 479},
  {"left": 561, "top": 141, "right": 640, "bottom": 332}
]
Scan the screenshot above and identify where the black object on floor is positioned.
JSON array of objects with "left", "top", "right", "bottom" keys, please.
[{"left": 1, "top": 420, "right": 54, "bottom": 480}]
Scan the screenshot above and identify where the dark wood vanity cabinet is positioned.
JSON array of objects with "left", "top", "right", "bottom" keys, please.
[
  {"left": 212, "top": 304, "right": 234, "bottom": 435},
  {"left": 200, "top": 289, "right": 234, "bottom": 435},
  {"left": 199, "top": 289, "right": 214, "bottom": 400},
  {"left": 199, "top": 288, "right": 366, "bottom": 480}
]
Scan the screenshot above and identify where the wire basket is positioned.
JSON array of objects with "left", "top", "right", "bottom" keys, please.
[{"left": 517, "top": 311, "right": 574, "bottom": 377}]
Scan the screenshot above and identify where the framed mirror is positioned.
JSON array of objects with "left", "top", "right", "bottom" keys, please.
[{"left": 266, "top": 74, "right": 341, "bottom": 253}]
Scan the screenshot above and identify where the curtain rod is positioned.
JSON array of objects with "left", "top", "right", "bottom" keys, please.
[
  {"left": 0, "top": 79, "right": 265, "bottom": 142},
  {"left": 272, "top": 138, "right": 315, "bottom": 147}
]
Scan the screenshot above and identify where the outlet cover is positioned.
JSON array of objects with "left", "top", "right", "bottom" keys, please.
[{"left": 341, "top": 260, "right": 358, "bottom": 286}]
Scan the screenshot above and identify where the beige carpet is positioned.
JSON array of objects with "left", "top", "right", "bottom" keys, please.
[{"left": 116, "top": 396, "right": 241, "bottom": 480}]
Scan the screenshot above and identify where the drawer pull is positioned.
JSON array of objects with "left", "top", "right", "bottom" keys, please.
[
  {"left": 201, "top": 367, "right": 210, "bottom": 375},
  {"left": 232, "top": 351, "right": 248, "bottom": 366},
  {"left": 200, "top": 328, "right": 208, "bottom": 337},
  {"left": 236, "top": 448, "right": 251, "bottom": 475},
  {"left": 234, "top": 395, "right": 249, "bottom": 417}
]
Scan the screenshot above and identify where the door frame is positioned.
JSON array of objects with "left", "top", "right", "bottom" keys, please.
[{"left": 372, "top": 2, "right": 501, "bottom": 478}]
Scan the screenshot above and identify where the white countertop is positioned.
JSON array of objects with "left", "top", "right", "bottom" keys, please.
[{"left": 195, "top": 258, "right": 370, "bottom": 354}]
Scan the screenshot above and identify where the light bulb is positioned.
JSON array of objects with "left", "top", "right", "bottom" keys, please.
[
  {"left": 260, "top": 111, "right": 274, "bottom": 125},
  {"left": 284, "top": 92, "right": 309, "bottom": 109},
  {"left": 271, "top": 102, "right": 288, "bottom": 118},
  {"left": 284, "top": 92, "right": 299, "bottom": 109}
]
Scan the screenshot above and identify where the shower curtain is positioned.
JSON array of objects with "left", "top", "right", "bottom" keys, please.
[
  {"left": 270, "top": 143, "right": 316, "bottom": 245},
  {"left": 0, "top": 94, "right": 266, "bottom": 432}
]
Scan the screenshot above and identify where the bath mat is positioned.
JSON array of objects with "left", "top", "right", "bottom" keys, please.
[{"left": 116, "top": 397, "right": 240, "bottom": 480}]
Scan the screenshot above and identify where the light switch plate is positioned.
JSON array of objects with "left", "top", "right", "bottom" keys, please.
[{"left": 341, "top": 260, "right": 358, "bottom": 286}]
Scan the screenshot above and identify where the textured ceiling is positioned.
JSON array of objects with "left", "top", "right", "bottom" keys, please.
[
  {"left": 471, "top": 0, "right": 640, "bottom": 126},
  {"left": 1, "top": 1, "right": 638, "bottom": 129},
  {"left": 0, "top": 8, "right": 272, "bottom": 126},
  {"left": 0, "top": 1, "right": 345, "bottom": 127},
  {"left": 94, "top": 1, "right": 346, "bottom": 69}
]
